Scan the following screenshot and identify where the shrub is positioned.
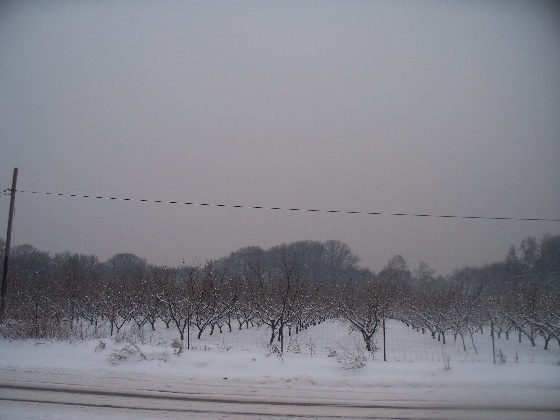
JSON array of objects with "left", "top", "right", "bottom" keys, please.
[
  {"left": 171, "top": 338, "right": 184, "bottom": 355},
  {"left": 336, "top": 342, "right": 367, "bottom": 369},
  {"left": 496, "top": 349, "right": 507, "bottom": 365}
]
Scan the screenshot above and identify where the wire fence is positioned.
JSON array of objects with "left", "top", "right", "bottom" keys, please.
[{"left": 56, "top": 318, "right": 559, "bottom": 365}]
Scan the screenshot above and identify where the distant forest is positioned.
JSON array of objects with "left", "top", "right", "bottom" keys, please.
[{"left": 0, "top": 234, "right": 558, "bottom": 352}]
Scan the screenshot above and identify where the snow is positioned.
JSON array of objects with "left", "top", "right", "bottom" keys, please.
[{"left": 1, "top": 320, "right": 559, "bottom": 418}]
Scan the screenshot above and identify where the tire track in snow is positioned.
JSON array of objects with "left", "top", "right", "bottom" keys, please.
[{"left": 1, "top": 381, "right": 559, "bottom": 419}]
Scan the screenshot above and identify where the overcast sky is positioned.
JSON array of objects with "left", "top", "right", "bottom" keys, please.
[{"left": 1, "top": 1, "right": 559, "bottom": 275}]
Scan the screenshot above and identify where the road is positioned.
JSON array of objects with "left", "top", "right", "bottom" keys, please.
[{"left": 1, "top": 377, "right": 559, "bottom": 420}]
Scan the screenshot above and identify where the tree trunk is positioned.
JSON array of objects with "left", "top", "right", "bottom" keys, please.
[
  {"left": 110, "top": 306, "right": 115, "bottom": 336},
  {"left": 362, "top": 331, "right": 373, "bottom": 352},
  {"left": 34, "top": 302, "right": 39, "bottom": 339},
  {"left": 269, "top": 321, "right": 277, "bottom": 345},
  {"left": 187, "top": 316, "right": 191, "bottom": 350},
  {"left": 491, "top": 321, "right": 496, "bottom": 364}
]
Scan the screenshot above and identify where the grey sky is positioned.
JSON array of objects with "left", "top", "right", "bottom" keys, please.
[{"left": 1, "top": 1, "right": 559, "bottom": 275}]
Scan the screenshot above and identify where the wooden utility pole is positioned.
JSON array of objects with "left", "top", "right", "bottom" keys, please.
[{"left": 0, "top": 168, "right": 18, "bottom": 320}]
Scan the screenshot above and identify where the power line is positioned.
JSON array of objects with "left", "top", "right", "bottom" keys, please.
[{"left": 4, "top": 188, "right": 560, "bottom": 223}]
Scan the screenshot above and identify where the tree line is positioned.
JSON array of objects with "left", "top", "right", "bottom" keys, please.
[{"left": 0, "top": 235, "right": 558, "bottom": 353}]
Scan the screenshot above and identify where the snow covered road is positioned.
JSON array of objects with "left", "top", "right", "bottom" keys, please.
[{"left": 1, "top": 369, "right": 559, "bottom": 419}]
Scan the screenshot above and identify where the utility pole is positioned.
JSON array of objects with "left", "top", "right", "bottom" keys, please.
[{"left": 0, "top": 168, "right": 18, "bottom": 320}]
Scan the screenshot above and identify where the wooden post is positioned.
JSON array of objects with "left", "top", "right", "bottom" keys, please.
[
  {"left": 383, "top": 316, "right": 386, "bottom": 361},
  {"left": 0, "top": 168, "right": 18, "bottom": 320}
]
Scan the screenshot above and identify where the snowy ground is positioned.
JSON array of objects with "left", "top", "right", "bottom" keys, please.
[{"left": 0, "top": 320, "right": 559, "bottom": 419}]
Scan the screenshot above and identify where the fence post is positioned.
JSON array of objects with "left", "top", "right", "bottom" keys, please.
[{"left": 383, "top": 316, "right": 386, "bottom": 361}]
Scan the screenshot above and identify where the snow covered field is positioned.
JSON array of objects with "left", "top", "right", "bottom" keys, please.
[{"left": 1, "top": 320, "right": 559, "bottom": 419}]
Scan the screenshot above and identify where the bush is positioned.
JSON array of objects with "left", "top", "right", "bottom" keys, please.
[
  {"left": 336, "top": 342, "right": 368, "bottom": 369},
  {"left": 108, "top": 342, "right": 145, "bottom": 364},
  {"left": 95, "top": 340, "right": 106, "bottom": 352},
  {"left": 496, "top": 349, "right": 507, "bottom": 365},
  {"left": 171, "top": 338, "right": 184, "bottom": 355}
]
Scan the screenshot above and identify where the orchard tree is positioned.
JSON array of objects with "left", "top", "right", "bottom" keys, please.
[
  {"left": 337, "top": 274, "right": 397, "bottom": 352},
  {"left": 252, "top": 244, "right": 309, "bottom": 352},
  {"left": 156, "top": 266, "right": 194, "bottom": 342},
  {"left": 191, "top": 262, "right": 239, "bottom": 339}
]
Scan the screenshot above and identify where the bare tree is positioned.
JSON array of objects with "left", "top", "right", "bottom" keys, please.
[
  {"left": 337, "top": 275, "right": 396, "bottom": 352},
  {"left": 156, "top": 267, "right": 193, "bottom": 342},
  {"left": 323, "top": 240, "right": 361, "bottom": 286},
  {"left": 192, "top": 262, "right": 239, "bottom": 339},
  {"left": 251, "top": 245, "right": 309, "bottom": 352}
]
